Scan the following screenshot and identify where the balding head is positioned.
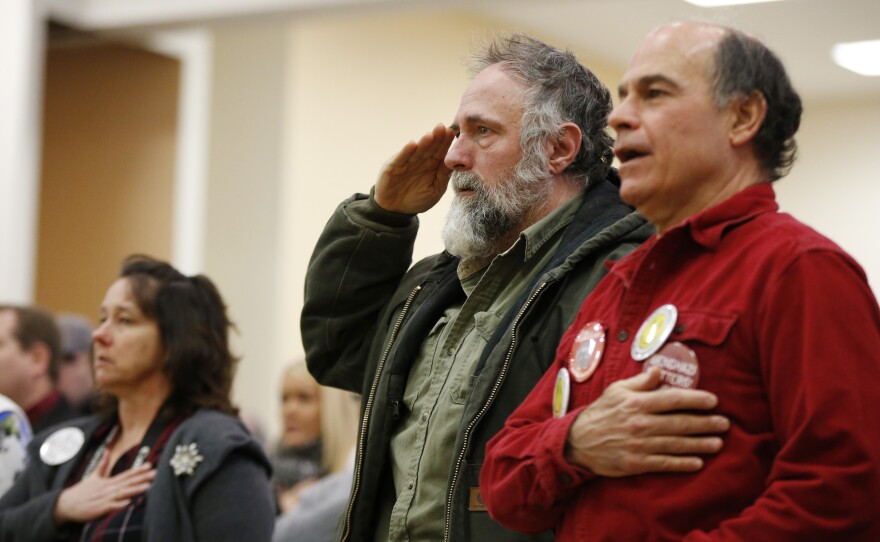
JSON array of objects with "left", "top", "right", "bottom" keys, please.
[{"left": 609, "top": 20, "right": 801, "bottom": 233}]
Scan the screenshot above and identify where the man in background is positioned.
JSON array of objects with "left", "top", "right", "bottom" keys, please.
[{"left": 0, "top": 305, "right": 82, "bottom": 434}]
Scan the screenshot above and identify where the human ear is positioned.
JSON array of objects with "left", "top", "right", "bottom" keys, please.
[
  {"left": 28, "top": 341, "right": 52, "bottom": 378},
  {"left": 546, "top": 123, "right": 583, "bottom": 175},
  {"left": 729, "top": 91, "right": 767, "bottom": 147}
]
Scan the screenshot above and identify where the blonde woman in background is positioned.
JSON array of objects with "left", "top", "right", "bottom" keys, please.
[{"left": 271, "top": 360, "right": 360, "bottom": 542}]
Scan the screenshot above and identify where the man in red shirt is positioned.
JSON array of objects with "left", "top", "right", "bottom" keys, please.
[{"left": 481, "top": 21, "right": 880, "bottom": 541}]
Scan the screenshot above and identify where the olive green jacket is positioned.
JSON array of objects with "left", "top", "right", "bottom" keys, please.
[{"left": 301, "top": 174, "right": 653, "bottom": 542}]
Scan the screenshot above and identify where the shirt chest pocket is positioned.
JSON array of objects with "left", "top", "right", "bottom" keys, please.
[
  {"left": 667, "top": 309, "right": 738, "bottom": 393},
  {"left": 449, "top": 311, "right": 502, "bottom": 405},
  {"left": 402, "top": 316, "right": 450, "bottom": 409}
]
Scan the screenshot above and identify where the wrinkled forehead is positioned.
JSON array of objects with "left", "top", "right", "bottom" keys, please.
[{"left": 451, "top": 64, "right": 526, "bottom": 127}]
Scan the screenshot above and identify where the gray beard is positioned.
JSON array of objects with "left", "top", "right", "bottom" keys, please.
[{"left": 442, "top": 153, "right": 551, "bottom": 259}]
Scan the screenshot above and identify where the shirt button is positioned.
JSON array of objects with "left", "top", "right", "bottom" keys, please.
[
  {"left": 407, "top": 480, "right": 414, "bottom": 490},
  {"left": 617, "top": 330, "right": 629, "bottom": 341},
  {"left": 421, "top": 412, "right": 429, "bottom": 423},
  {"left": 446, "top": 347, "right": 455, "bottom": 356}
]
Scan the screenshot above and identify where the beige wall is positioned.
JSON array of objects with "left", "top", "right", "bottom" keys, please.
[
  {"left": 775, "top": 98, "right": 880, "bottom": 292},
  {"left": 201, "top": 21, "right": 288, "bottom": 433},
  {"left": 36, "top": 44, "right": 178, "bottom": 316}
]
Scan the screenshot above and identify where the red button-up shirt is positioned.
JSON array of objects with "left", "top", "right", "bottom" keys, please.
[{"left": 481, "top": 183, "right": 880, "bottom": 541}]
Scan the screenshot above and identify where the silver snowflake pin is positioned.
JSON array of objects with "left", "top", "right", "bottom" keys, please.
[{"left": 170, "top": 442, "right": 204, "bottom": 477}]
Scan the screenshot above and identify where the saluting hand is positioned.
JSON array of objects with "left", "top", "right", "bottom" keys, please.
[
  {"left": 566, "top": 368, "right": 730, "bottom": 476},
  {"left": 374, "top": 123, "right": 455, "bottom": 214},
  {"left": 54, "top": 450, "right": 157, "bottom": 525}
]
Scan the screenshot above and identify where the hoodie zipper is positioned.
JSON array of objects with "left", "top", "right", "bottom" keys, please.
[
  {"left": 443, "top": 281, "right": 549, "bottom": 541},
  {"left": 340, "top": 284, "right": 422, "bottom": 542}
]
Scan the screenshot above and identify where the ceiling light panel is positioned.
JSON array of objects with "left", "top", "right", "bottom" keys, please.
[
  {"left": 683, "top": 0, "right": 787, "bottom": 6},
  {"left": 832, "top": 40, "right": 880, "bottom": 76}
]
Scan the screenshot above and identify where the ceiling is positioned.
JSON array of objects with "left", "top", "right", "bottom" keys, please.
[{"left": 46, "top": 0, "right": 880, "bottom": 102}]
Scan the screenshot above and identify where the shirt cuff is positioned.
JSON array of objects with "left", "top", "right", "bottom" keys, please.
[{"left": 539, "top": 405, "right": 596, "bottom": 493}]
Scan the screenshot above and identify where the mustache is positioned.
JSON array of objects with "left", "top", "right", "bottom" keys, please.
[{"left": 451, "top": 171, "right": 482, "bottom": 192}]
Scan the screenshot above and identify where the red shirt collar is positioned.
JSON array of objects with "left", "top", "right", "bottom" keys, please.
[
  {"left": 684, "top": 182, "right": 779, "bottom": 250},
  {"left": 26, "top": 389, "right": 62, "bottom": 426},
  {"left": 606, "top": 183, "right": 779, "bottom": 286}
]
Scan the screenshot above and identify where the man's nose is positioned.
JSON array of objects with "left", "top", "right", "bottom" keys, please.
[{"left": 444, "top": 138, "right": 472, "bottom": 171}]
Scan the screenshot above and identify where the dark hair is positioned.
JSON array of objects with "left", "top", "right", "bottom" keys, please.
[
  {"left": 711, "top": 28, "right": 802, "bottom": 181},
  {"left": 469, "top": 34, "right": 615, "bottom": 187},
  {"left": 118, "top": 254, "right": 238, "bottom": 416},
  {"left": 0, "top": 305, "right": 61, "bottom": 382}
]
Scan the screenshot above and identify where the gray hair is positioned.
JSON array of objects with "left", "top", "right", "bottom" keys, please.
[{"left": 468, "top": 34, "right": 614, "bottom": 188}]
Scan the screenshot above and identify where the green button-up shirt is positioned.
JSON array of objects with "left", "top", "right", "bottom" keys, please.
[{"left": 378, "top": 194, "right": 583, "bottom": 541}]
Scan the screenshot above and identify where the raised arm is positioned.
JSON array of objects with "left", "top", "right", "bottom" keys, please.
[
  {"left": 374, "top": 123, "right": 454, "bottom": 214},
  {"left": 301, "top": 124, "right": 453, "bottom": 391}
]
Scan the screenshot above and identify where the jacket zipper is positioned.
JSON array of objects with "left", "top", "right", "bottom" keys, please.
[
  {"left": 340, "top": 285, "right": 422, "bottom": 542},
  {"left": 443, "top": 282, "right": 549, "bottom": 541}
]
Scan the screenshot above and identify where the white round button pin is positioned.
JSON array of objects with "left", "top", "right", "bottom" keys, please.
[
  {"left": 39, "top": 427, "right": 85, "bottom": 466},
  {"left": 631, "top": 304, "right": 678, "bottom": 361}
]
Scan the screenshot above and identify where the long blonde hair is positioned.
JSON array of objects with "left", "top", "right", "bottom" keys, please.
[{"left": 284, "top": 361, "right": 360, "bottom": 474}]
